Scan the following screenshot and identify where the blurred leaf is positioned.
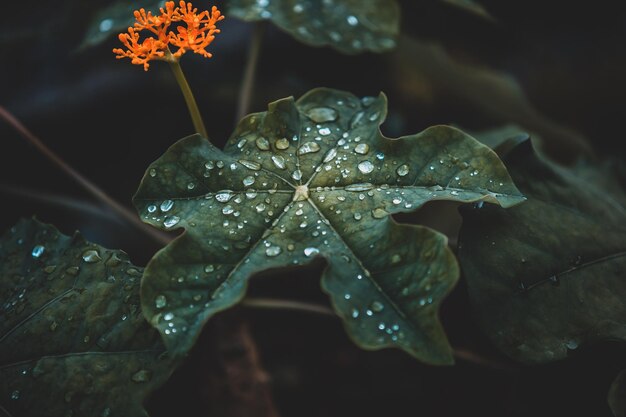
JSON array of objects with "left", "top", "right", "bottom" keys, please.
[
  {"left": 610, "top": 369, "right": 626, "bottom": 417},
  {"left": 0, "top": 218, "right": 175, "bottom": 417},
  {"left": 227, "top": 0, "right": 400, "bottom": 54},
  {"left": 463, "top": 124, "right": 530, "bottom": 152},
  {"left": 79, "top": 0, "right": 165, "bottom": 49},
  {"left": 393, "top": 36, "right": 593, "bottom": 163},
  {"left": 458, "top": 139, "right": 626, "bottom": 363},
  {"left": 134, "top": 87, "right": 523, "bottom": 364}
]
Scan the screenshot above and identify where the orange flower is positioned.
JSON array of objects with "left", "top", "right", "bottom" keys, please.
[{"left": 113, "top": 1, "right": 224, "bottom": 71}]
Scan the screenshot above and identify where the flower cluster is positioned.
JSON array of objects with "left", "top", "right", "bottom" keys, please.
[{"left": 113, "top": 1, "right": 224, "bottom": 70}]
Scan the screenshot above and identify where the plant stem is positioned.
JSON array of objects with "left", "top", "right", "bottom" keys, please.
[
  {"left": 167, "top": 52, "right": 209, "bottom": 139},
  {"left": 0, "top": 106, "right": 171, "bottom": 245},
  {"left": 236, "top": 22, "right": 265, "bottom": 122}
]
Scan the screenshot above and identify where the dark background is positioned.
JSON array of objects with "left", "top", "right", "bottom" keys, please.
[{"left": 1, "top": 1, "right": 625, "bottom": 416}]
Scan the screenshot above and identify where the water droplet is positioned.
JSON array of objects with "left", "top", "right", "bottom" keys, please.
[
  {"left": 354, "top": 143, "right": 370, "bottom": 155},
  {"left": 292, "top": 169, "right": 302, "bottom": 181},
  {"left": 358, "top": 161, "right": 374, "bottom": 174},
  {"left": 163, "top": 312, "right": 174, "bottom": 321},
  {"left": 368, "top": 112, "right": 380, "bottom": 121},
  {"left": 215, "top": 191, "right": 233, "bottom": 202},
  {"left": 371, "top": 208, "right": 387, "bottom": 219},
  {"left": 255, "top": 203, "right": 266, "bottom": 212},
  {"left": 31, "top": 245, "right": 45, "bottom": 258},
  {"left": 222, "top": 205, "right": 234, "bottom": 215},
  {"left": 99, "top": 18, "right": 113, "bottom": 32},
  {"left": 566, "top": 339, "right": 578, "bottom": 350},
  {"left": 10, "top": 390, "right": 19, "bottom": 400},
  {"left": 396, "top": 164, "right": 409, "bottom": 177},
  {"left": 147, "top": 205, "right": 157, "bottom": 213},
  {"left": 149, "top": 168, "right": 157, "bottom": 177},
  {"left": 66, "top": 266, "right": 80, "bottom": 276},
  {"left": 351, "top": 309, "right": 359, "bottom": 318},
  {"left": 346, "top": 15, "right": 358, "bottom": 26},
  {"left": 371, "top": 301, "right": 384, "bottom": 312},
  {"left": 163, "top": 216, "right": 180, "bottom": 228},
  {"left": 256, "top": 137, "right": 270, "bottom": 150},
  {"left": 243, "top": 176, "right": 256, "bottom": 186},
  {"left": 265, "top": 246, "right": 282, "bottom": 257},
  {"left": 155, "top": 295, "right": 167, "bottom": 309},
  {"left": 298, "top": 141, "right": 321, "bottom": 155},
  {"left": 275, "top": 138, "right": 290, "bottom": 150},
  {"left": 323, "top": 148, "right": 337, "bottom": 163},
  {"left": 204, "top": 264, "right": 214, "bottom": 273},
  {"left": 239, "top": 160, "right": 261, "bottom": 171},
  {"left": 187, "top": 182, "right": 195, "bottom": 190},
  {"left": 345, "top": 183, "right": 373, "bottom": 192},
  {"left": 271, "top": 155, "right": 286, "bottom": 169},
  {"left": 392, "top": 197, "right": 402, "bottom": 205},
  {"left": 318, "top": 127, "right": 331, "bottom": 136},
  {"left": 353, "top": 212, "right": 362, "bottom": 220},
  {"left": 307, "top": 107, "right": 337, "bottom": 123},
  {"left": 131, "top": 369, "right": 152, "bottom": 383},
  {"left": 160, "top": 200, "right": 174, "bottom": 212},
  {"left": 205, "top": 161, "right": 215, "bottom": 169},
  {"left": 304, "top": 247, "right": 319, "bottom": 257},
  {"left": 216, "top": 161, "right": 225, "bottom": 168},
  {"left": 82, "top": 250, "right": 101, "bottom": 263}
]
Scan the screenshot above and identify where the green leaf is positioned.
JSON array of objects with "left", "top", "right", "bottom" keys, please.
[
  {"left": 0, "top": 219, "right": 176, "bottom": 417},
  {"left": 458, "top": 140, "right": 626, "bottom": 363},
  {"left": 440, "top": 0, "right": 494, "bottom": 20},
  {"left": 79, "top": 0, "right": 164, "bottom": 49},
  {"left": 226, "top": 0, "right": 400, "bottom": 54},
  {"left": 609, "top": 369, "right": 626, "bottom": 417},
  {"left": 134, "top": 87, "right": 524, "bottom": 364}
]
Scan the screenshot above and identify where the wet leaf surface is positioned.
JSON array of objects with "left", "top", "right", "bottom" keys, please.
[
  {"left": 134, "top": 87, "right": 523, "bottom": 364},
  {"left": 226, "top": 0, "right": 400, "bottom": 54},
  {"left": 0, "top": 219, "right": 175, "bottom": 417},
  {"left": 458, "top": 140, "right": 626, "bottom": 363}
]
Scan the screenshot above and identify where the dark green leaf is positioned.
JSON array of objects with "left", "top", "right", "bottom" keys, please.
[
  {"left": 0, "top": 219, "right": 176, "bottom": 417},
  {"left": 440, "top": 0, "right": 494, "bottom": 20},
  {"left": 134, "top": 87, "right": 523, "bottom": 364},
  {"left": 79, "top": 0, "right": 164, "bottom": 49},
  {"left": 226, "top": 0, "right": 400, "bottom": 54},
  {"left": 609, "top": 369, "right": 626, "bottom": 417},
  {"left": 458, "top": 140, "right": 626, "bottom": 363}
]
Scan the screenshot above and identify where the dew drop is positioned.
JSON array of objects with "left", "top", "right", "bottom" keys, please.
[
  {"left": 147, "top": 205, "right": 157, "bottom": 213},
  {"left": 222, "top": 205, "right": 234, "bottom": 215},
  {"left": 82, "top": 250, "right": 101, "bottom": 263},
  {"left": 149, "top": 168, "right": 157, "bottom": 177},
  {"left": 155, "top": 295, "right": 167, "bottom": 309},
  {"left": 187, "top": 182, "right": 195, "bottom": 190},
  {"left": 346, "top": 15, "right": 358, "bottom": 26},
  {"left": 292, "top": 169, "right": 303, "bottom": 181},
  {"left": 242, "top": 176, "right": 256, "bottom": 186},
  {"left": 271, "top": 155, "right": 286, "bottom": 169},
  {"left": 371, "top": 301, "right": 384, "bottom": 312},
  {"left": 10, "top": 390, "right": 19, "bottom": 400},
  {"left": 351, "top": 309, "right": 359, "bottom": 318},
  {"left": 31, "top": 245, "right": 45, "bottom": 258},
  {"left": 163, "top": 216, "right": 180, "bottom": 228},
  {"left": 239, "top": 160, "right": 261, "bottom": 171},
  {"left": 376, "top": 152, "right": 385, "bottom": 160},
  {"left": 396, "top": 164, "right": 409, "bottom": 177},
  {"left": 163, "top": 312, "right": 174, "bottom": 321},
  {"left": 298, "top": 142, "right": 321, "bottom": 155},
  {"left": 306, "top": 107, "right": 338, "bottom": 123},
  {"left": 265, "top": 246, "right": 282, "bottom": 257},
  {"left": 205, "top": 161, "right": 215, "bottom": 169},
  {"left": 131, "top": 369, "right": 152, "bottom": 383},
  {"left": 215, "top": 191, "right": 233, "bottom": 203},
  {"left": 345, "top": 183, "right": 373, "bottom": 192},
  {"left": 358, "top": 161, "right": 374, "bottom": 174},
  {"left": 318, "top": 127, "right": 331, "bottom": 136},
  {"left": 354, "top": 143, "right": 370, "bottom": 155},
  {"left": 323, "top": 148, "right": 338, "bottom": 163},
  {"left": 353, "top": 212, "right": 362, "bottom": 220},
  {"left": 255, "top": 137, "right": 270, "bottom": 150},
  {"left": 160, "top": 200, "right": 174, "bottom": 212},
  {"left": 304, "top": 247, "right": 320, "bottom": 257},
  {"left": 371, "top": 208, "right": 388, "bottom": 219},
  {"left": 275, "top": 138, "right": 290, "bottom": 150}
]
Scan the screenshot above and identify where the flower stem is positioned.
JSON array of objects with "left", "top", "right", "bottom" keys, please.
[
  {"left": 236, "top": 22, "right": 265, "bottom": 122},
  {"left": 167, "top": 52, "right": 209, "bottom": 139}
]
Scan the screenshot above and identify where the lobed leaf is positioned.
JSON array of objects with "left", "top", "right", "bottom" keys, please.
[
  {"left": 134, "top": 87, "right": 524, "bottom": 364},
  {"left": 0, "top": 219, "right": 175, "bottom": 417},
  {"left": 458, "top": 140, "right": 626, "bottom": 363},
  {"left": 226, "top": 0, "right": 400, "bottom": 54}
]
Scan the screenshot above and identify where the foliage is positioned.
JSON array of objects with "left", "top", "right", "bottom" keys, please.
[{"left": 0, "top": 219, "right": 175, "bottom": 417}]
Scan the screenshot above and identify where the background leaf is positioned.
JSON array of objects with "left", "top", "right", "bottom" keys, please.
[
  {"left": 226, "top": 0, "right": 400, "bottom": 54},
  {"left": 134, "top": 87, "right": 523, "bottom": 364},
  {"left": 458, "top": 139, "right": 626, "bottom": 363},
  {"left": 0, "top": 219, "right": 176, "bottom": 417}
]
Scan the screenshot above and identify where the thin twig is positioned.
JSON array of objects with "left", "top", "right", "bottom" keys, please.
[
  {"left": 0, "top": 183, "right": 121, "bottom": 223},
  {"left": 236, "top": 22, "right": 265, "bottom": 122},
  {"left": 0, "top": 106, "right": 171, "bottom": 245},
  {"left": 242, "top": 296, "right": 517, "bottom": 371}
]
